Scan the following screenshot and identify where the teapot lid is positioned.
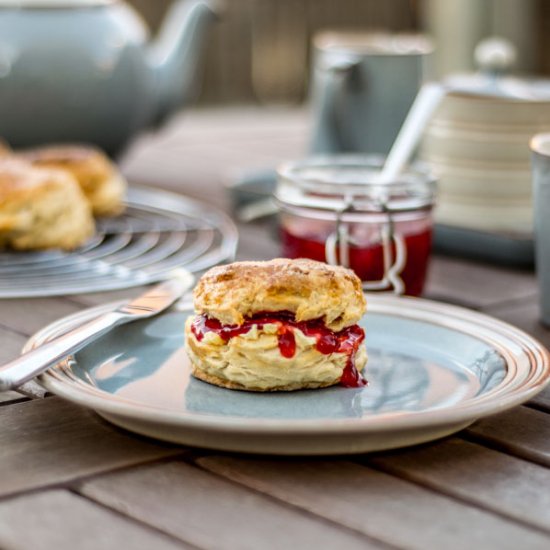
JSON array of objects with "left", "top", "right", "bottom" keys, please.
[
  {"left": 445, "top": 37, "right": 550, "bottom": 102},
  {"left": 0, "top": 0, "right": 113, "bottom": 7}
]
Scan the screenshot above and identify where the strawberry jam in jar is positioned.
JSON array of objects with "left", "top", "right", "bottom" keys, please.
[{"left": 275, "top": 156, "right": 436, "bottom": 296}]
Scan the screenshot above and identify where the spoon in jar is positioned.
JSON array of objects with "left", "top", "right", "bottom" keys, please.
[{"left": 375, "top": 81, "right": 446, "bottom": 184}]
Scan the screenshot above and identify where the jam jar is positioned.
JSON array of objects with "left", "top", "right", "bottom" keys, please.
[{"left": 275, "top": 155, "right": 436, "bottom": 296}]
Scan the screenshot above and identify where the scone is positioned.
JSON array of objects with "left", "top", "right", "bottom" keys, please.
[
  {"left": 185, "top": 258, "right": 368, "bottom": 392},
  {"left": 20, "top": 145, "right": 126, "bottom": 216},
  {"left": 0, "top": 159, "right": 95, "bottom": 250},
  {"left": 0, "top": 140, "right": 11, "bottom": 158}
]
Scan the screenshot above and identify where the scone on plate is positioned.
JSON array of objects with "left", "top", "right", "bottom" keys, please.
[
  {"left": 0, "top": 159, "right": 95, "bottom": 250},
  {"left": 20, "top": 145, "right": 127, "bottom": 216},
  {"left": 185, "top": 258, "right": 368, "bottom": 392}
]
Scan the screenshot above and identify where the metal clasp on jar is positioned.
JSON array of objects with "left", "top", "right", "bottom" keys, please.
[{"left": 324, "top": 196, "right": 407, "bottom": 294}]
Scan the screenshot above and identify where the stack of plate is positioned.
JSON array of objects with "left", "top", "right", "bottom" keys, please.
[{"left": 420, "top": 89, "right": 550, "bottom": 236}]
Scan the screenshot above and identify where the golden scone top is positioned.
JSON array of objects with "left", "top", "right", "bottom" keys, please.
[
  {"left": 193, "top": 258, "right": 366, "bottom": 331},
  {"left": 0, "top": 156, "right": 95, "bottom": 251},
  {"left": 0, "top": 158, "right": 79, "bottom": 203},
  {"left": 19, "top": 144, "right": 126, "bottom": 217},
  {"left": 20, "top": 145, "right": 115, "bottom": 186},
  {"left": 0, "top": 141, "right": 11, "bottom": 158}
]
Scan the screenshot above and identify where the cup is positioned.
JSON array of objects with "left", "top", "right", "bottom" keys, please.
[
  {"left": 309, "top": 32, "right": 434, "bottom": 156},
  {"left": 530, "top": 133, "right": 550, "bottom": 325}
]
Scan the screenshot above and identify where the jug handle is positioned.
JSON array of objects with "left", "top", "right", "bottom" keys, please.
[{"left": 309, "top": 54, "right": 361, "bottom": 154}]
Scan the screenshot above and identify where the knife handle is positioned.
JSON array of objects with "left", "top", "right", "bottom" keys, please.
[{"left": 0, "top": 312, "right": 125, "bottom": 392}]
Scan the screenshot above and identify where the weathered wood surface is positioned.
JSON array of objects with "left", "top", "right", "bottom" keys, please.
[
  {"left": 0, "top": 490, "right": 187, "bottom": 550},
  {"left": 197, "top": 456, "right": 550, "bottom": 550},
  {"left": 1, "top": 108, "right": 550, "bottom": 549},
  {"left": 367, "top": 438, "right": 550, "bottom": 532},
  {"left": 80, "top": 461, "right": 382, "bottom": 550},
  {"left": 0, "top": 298, "right": 83, "bottom": 337},
  {"left": 0, "top": 398, "right": 182, "bottom": 498},
  {"left": 425, "top": 256, "right": 538, "bottom": 309},
  {"left": 466, "top": 406, "right": 550, "bottom": 466}
]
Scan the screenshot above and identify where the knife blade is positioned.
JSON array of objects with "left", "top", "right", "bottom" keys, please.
[{"left": 0, "top": 269, "right": 194, "bottom": 392}]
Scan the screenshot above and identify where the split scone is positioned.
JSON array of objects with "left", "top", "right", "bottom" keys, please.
[
  {"left": 185, "top": 258, "right": 368, "bottom": 392},
  {"left": 0, "top": 159, "right": 95, "bottom": 250},
  {"left": 21, "top": 145, "right": 127, "bottom": 216}
]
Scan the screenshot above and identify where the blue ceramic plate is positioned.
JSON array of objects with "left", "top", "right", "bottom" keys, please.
[{"left": 26, "top": 295, "right": 550, "bottom": 455}]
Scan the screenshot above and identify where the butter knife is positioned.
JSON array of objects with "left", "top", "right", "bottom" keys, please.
[{"left": 0, "top": 270, "right": 194, "bottom": 392}]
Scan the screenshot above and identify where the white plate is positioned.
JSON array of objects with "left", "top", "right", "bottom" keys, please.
[{"left": 24, "top": 295, "right": 550, "bottom": 455}]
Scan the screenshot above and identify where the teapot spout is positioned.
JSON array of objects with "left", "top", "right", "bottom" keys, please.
[{"left": 148, "top": 0, "right": 220, "bottom": 124}]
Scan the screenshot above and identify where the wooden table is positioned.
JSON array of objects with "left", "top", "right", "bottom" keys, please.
[{"left": 1, "top": 108, "right": 550, "bottom": 549}]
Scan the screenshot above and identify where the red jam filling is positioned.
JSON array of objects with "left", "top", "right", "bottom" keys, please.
[
  {"left": 190, "top": 311, "right": 366, "bottom": 388},
  {"left": 281, "top": 227, "right": 432, "bottom": 297}
]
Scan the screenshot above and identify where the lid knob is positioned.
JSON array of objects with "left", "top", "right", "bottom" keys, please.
[{"left": 474, "top": 37, "right": 517, "bottom": 75}]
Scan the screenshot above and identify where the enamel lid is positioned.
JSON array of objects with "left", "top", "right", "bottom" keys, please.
[
  {"left": 446, "top": 37, "right": 550, "bottom": 102},
  {"left": 0, "top": 0, "right": 113, "bottom": 7}
]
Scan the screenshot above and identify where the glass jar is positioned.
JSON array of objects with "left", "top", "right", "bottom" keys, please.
[{"left": 274, "top": 155, "right": 436, "bottom": 296}]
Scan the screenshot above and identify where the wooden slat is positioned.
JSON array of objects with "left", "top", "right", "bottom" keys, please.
[
  {"left": 425, "top": 256, "right": 537, "bottom": 309},
  {"left": 530, "top": 385, "right": 550, "bottom": 412},
  {"left": 466, "top": 407, "right": 550, "bottom": 467},
  {"left": 235, "top": 221, "right": 280, "bottom": 261},
  {"left": 197, "top": 456, "right": 550, "bottom": 550},
  {"left": 484, "top": 297, "right": 550, "bottom": 351},
  {"left": 367, "top": 438, "right": 550, "bottom": 533},
  {"left": 0, "top": 325, "right": 31, "bottom": 403},
  {"left": 0, "top": 298, "right": 83, "bottom": 337},
  {"left": 0, "top": 391, "right": 25, "bottom": 405},
  {"left": 121, "top": 108, "right": 307, "bottom": 158},
  {"left": 79, "top": 460, "right": 381, "bottom": 550},
  {"left": 120, "top": 108, "right": 307, "bottom": 212},
  {"left": 0, "top": 490, "right": 185, "bottom": 550},
  {"left": 128, "top": 162, "right": 231, "bottom": 210},
  {"left": 146, "top": 107, "right": 309, "bottom": 144},
  {"left": 0, "top": 325, "right": 28, "bottom": 363},
  {"left": 0, "top": 397, "right": 183, "bottom": 497}
]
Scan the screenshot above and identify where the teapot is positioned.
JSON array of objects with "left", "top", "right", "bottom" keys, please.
[{"left": 0, "top": 0, "right": 219, "bottom": 155}]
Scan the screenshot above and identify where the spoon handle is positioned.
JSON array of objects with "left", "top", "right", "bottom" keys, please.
[{"left": 378, "top": 82, "right": 447, "bottom": 184}]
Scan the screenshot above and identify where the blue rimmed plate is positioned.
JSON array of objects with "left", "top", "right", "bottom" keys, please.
[{"left": 23, "top": 295, "right": 550, "bottom": 455}]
